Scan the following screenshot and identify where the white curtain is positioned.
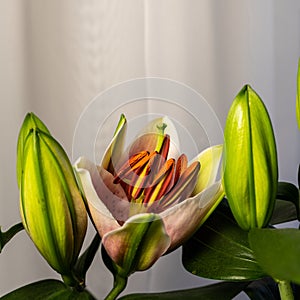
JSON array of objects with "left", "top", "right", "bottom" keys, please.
[{"left": 1, "top": 1, "right": 300, "bottom": 298}]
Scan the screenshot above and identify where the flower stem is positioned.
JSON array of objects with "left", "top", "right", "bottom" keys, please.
[
  {"left": 278, "top": 280, "right": 294, "bottom": 300},
  {"left": 105, "top": 275, "right": 127, "bottom": 300}
]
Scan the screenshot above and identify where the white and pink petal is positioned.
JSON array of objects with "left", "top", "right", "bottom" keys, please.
[
  {"left": 102, "top": 213, "right": 171, "bottom": 273},
  {"left": 74, "top": 157, "right": 129, "bottom": 237}
]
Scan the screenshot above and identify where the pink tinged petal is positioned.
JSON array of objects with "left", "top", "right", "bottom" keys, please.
[
  {"left": 101, "top": 114, "right": 127, "bottom": 173},
  {"left": 160, "top": 181, "right": 224, "bottom": 251},
  {"left": 191, "top": 145, "right": 223, "bottom": 195},
  {"left": 128, "top": 133, "right": 161, "bottom": 158},
  {"left": 129, "top": 117, "right": 180, "bottom": 159},
  {"left": 102, "top": 213, "right": 171, "bottom": 273},
  {"left": 74, "top": 157, "right": 130, "bottom": 236}
]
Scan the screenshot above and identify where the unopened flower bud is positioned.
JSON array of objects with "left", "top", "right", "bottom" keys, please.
[
  {"left": 223, "top": 85, "right": 278, "bottom": 230},
  {"left": 18, "top": 119, "right": 87, "bottom": 278}
]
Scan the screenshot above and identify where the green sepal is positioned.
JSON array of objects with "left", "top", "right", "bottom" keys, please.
[
  {"left": 182, "top": 200, "right": 266, "bottom": 281},
  {"left": 0, "top": 279, "right": 96, "bottom": 300},
  {"left": 17, "top": 113, "right": 50, "bottom": 188},
  {"left": 0, "top": 223, "right": 24, "bottom": 253},
  {"left": 249, "top": 228, "right": 300, "bottom": 284},
  {"left": 223, "top": 85, "right": 278, "bottom": 230}
]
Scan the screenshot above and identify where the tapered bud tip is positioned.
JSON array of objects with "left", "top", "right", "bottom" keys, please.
[{"left": 17, "top": 113, "right": 51, "bottom": 188}]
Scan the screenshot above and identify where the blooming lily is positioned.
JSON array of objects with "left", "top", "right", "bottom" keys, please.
[{"left": 75, "top": 114, "right": 224, "bottom": 294}]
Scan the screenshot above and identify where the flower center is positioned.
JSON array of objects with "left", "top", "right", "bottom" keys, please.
[{"left": 113, "top": 134, "right": 200, "bottom": 213}]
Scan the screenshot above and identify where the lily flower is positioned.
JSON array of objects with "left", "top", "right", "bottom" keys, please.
[{"left": 75, "top": 114, "right": 224, "bottom": 277}]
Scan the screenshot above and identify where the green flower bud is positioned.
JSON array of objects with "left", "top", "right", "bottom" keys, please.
[
  {"left": 223, "top": 85, "right": 278, "bottom": 230},
  {"left": 19, "top": 126, "right": 87, "bottom": 278}
]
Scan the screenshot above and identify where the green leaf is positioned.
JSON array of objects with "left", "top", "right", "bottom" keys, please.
[
  {"left": 296, "top": 58, "right": 300, "bottom": 130},
  {"left": 0, "top": 280, "right": 96, "bottom": 300},
  {"left": 0, "top": 223, "right": 24, "bottom": 253},
  {"left": 270, "top": 182, "right": 300, "bottom": 224},
  {"left": 276, "top": 182, "right": 299, "bottom": 217},
  {"left": 74, "top": 233, "right": 101, "bottom": 282},
  {"left": 223, "top": 85, "right": 278, "bottom": 230},
  {"left": 244, "top": 277, "right": 280, "bottom": 300},
  {"left": 270, "top": 200, "right": 298, "bottom": 225},
  {"left": 249, "top": 228, "right": 300, "bottom": 284},
  {"left": 182, "top": 201, "right": 265, "bottom": 280},
  {"left": 119, "top": 281, "right": 249, "bottom": 300}
]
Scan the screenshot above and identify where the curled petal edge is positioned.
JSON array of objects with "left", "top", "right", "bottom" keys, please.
[
  {"left": 191, "top": 144, "right": 223, "bottom": 195},
  {"left": 74, "top": 157, "right": 122, "bottom": 237}
]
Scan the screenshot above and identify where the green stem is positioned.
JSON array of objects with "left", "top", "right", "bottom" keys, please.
[
  {"left": 105, "top": 275, "right": 127, "bottom": 300},
  {"left": 0, "top": 222, "right": 24, "bottom": 253},
  {"left": 278, "top": 280, "right": 294, "bottom": 300}
]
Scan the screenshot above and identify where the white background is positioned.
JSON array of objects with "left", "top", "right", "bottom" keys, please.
[{"left": 1, "top": 1, "right": 300, "bottom": 299}]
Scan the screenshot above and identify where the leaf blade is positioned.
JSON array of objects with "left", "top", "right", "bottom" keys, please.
[
  {"left": 182, "top": 202, "right": 266, "bottom": 281},
  {"left": 119, "top": 281, "right": 249, "bottom": 300},
  {"left": 249, "top": 228, "right": 300, "bottom": 284},
  {"left": 0, "top": 279, "right": 96, "bottom": 300}
]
